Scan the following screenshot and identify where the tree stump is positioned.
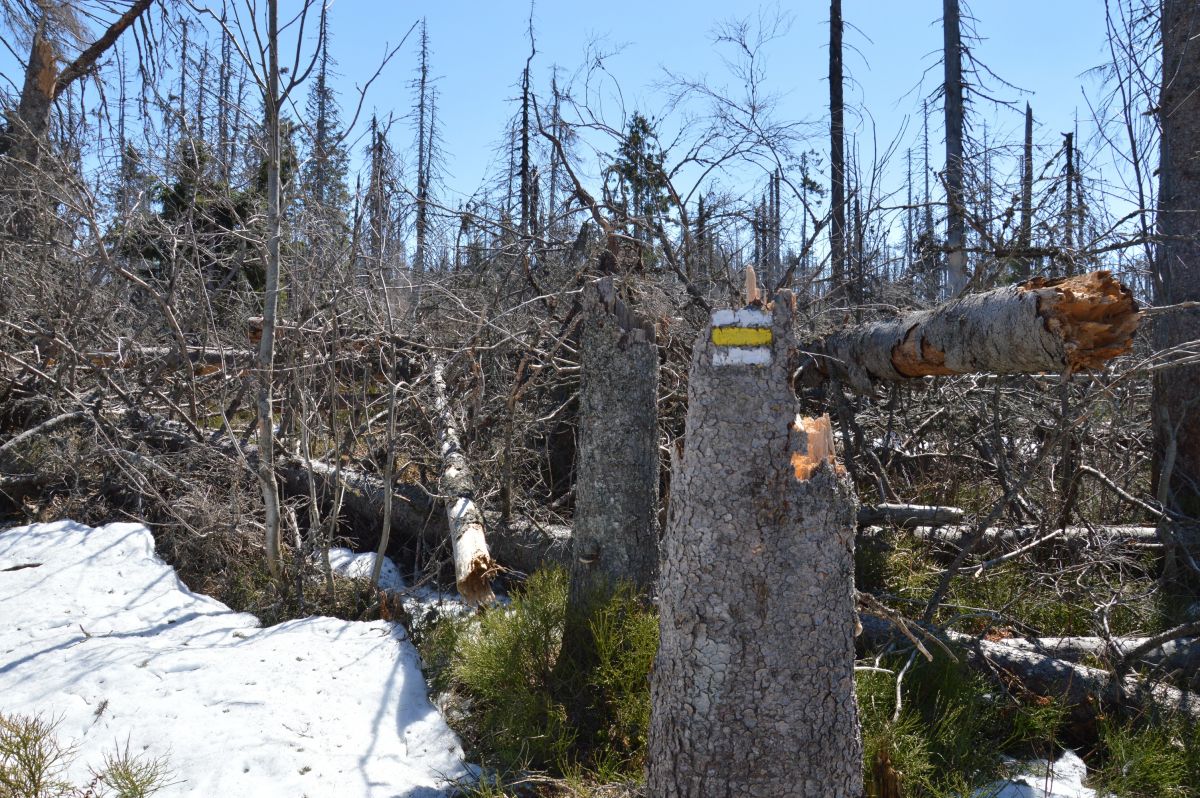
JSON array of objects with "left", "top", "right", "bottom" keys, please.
[
  {"left": 647, "top": 295, "right": 862, "bottom": 797},
  {"left": 571, "top": 277, "right": 659, "bottom": 602}
]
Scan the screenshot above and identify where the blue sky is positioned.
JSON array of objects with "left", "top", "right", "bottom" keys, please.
[
  {"left": 0, "top": 0, "right": 1136, "bottom": 239},
  {"left": 321, "top": 0, "right": 1120, "bottom": 207}
]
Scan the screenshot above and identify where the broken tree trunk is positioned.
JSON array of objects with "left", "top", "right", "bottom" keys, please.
[
  {"left": 803, "top": 271, "right": 1140, "bottom": 391},
  {"left": 861, "top": 615, "right": 1200, "bottom": 725},
  {"left": 648, "top": 296, "right": 862, "bottom": 797},
  {"left": 571, "top": 277, "right": 659, "bottom": 602},
  {"left": 431, "top": 357, "right": 496, "bottom": 605}
]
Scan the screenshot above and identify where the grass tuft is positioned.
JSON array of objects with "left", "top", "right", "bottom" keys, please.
[{"left": 0, "top": 712, "right": 171, "bottom": 798}]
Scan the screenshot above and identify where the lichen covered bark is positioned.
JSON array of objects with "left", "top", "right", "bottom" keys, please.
[
  {"left": 807, "top": 270, "right": 1139, "bottom": 391},
  {"left": 571, "top": 278, "right": 659, "bottom": 600},
  {"left": 647, "top": 296, "right": 861, "bottom": 797}
]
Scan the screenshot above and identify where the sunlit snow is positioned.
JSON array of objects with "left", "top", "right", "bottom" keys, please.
[{"left": 0, "top": 520, "right": 469, "bottom": 797}]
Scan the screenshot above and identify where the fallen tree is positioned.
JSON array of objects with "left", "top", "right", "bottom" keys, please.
[
  {"left": 803, "top": 271, "right": 1140, "bottom": 391},
  {"left": 996, "top": 632, "right": 1200, "bottom": 674},
  {"left": 431, "top": 358, "right": 496, "bottom": 605},
  {"left": 856, "top": 503, "right": 964, "bottom": 528},
  {"left": 860, "top": 524, "right": 1164, "bottom": 550},
  {"left": 860, "top": 614, "right": 1200, "bottom": 726}
]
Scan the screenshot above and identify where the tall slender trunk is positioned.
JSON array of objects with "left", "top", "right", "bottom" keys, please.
[
  {"left": 257, "top": 0, "right": 284, "bottom": 581},
  {"left": 1018, "top": 103, "right": 1034, "bottom": 279},
  {"left": 1154, "top": 0, "right": 1200, "bottom": 519},
  {"left": 414, "top": 21, "right": 430, "bottom": 279},
  {"left": 943, "top": 0, "right": 968, "bottom": 296},
  {"left": 519, "top": 62, "right": 532, "bottom": 236},
  {"left": 217, "top": 10, "right": 232, "bottom": 183},
  {"left": 1064, "top": 131, "right": 1075, "bottom": 267},
  {"left": 829, "top": 0, "right": 846, "bottom": 302}
]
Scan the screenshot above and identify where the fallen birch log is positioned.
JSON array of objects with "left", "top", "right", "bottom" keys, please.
[
  {"left": 861, "top": 524, "right": 1163, "bottom": 550},
  {"left": 431, "top": 357, "right": 496, "bottom": 605},
  {"left": 857, "top": 503, "right": 964, "bottom": 528},
  {"left": 804, "top": 271, "right": 1140, "bottom": 390},
  {"left": 996, "top": 634, "right": 1200, "bottom": 673},
  {"left": 860, "top": 615, "right": 1200, "bottom": 724}
]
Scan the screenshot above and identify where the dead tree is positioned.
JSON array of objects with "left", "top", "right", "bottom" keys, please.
[
  {"left": 829, "top": 0, "right": 847, "bottom": 299},
  {"left": 943, "top": 0, "right": 968, "bottom": 296},
  {"left": 570, "top": 278, "right": 659, "bottom": 602},
  {"left": 648, "top": 297, "right": 862, "bottom": 797},
  {"left": 803, "top": 270, "right": 1140, "bottom": 391}
]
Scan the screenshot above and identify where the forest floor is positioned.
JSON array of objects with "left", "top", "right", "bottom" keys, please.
[{"left": 0, "top": 519, "right": 1137, "bottom": 798}]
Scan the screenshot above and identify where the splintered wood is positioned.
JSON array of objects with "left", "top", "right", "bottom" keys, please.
[
  {"left": 1026, "top": 270, "right": 1141, "bottom": 371},
  {"left": 432, "top": 358, "right": 496, "bottom": 605},
  {"left": 805, "top": 269, "right": 1141, "bottom": 390},
  {"left": 791, "top": 414, "right": 841, "bottom": 480}
]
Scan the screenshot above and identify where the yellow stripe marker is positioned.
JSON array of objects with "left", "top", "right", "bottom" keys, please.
[{"left": 711, "top": 326, "right": 773, "bottom": 347}]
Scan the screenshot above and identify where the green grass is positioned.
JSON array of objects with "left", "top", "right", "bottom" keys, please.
[
  {"left": 857, "top": 646, "right": 1073, "bottom": 798},
  {"left": 1092, "top": 718, "right": 1200, "bottom": 798}
]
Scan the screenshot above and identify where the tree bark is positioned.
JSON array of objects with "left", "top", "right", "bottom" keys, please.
[
  {"left": 803, "top": 270, "right": 1140, "bottom": 391},
  {"left": 1154, "top": 0, "right": 1200, "bottom": 519},
  {"left": 648, "top": 297, "right": 862, "bottom": 797},
  {"left": 570, "top": 278, "right": 659, "bottom": 602},
  {"left": 431, "top": 357, "right": 496, "bottom": 605}
]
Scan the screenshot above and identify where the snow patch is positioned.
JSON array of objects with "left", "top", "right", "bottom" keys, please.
[
  {"left": 328, "top": 546, "right": 405, "bottom": 592},
  {"left": 0, "top": 520, "right": 469, "bottom": 796},
  {"left": 972, "top": 750, "right": 1096, "bottom": 798}
]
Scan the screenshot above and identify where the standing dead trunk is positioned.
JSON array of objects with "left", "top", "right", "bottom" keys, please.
[
  {"left": 1017, "top": 103, "right": 1034, "bottom": 279},
  {"left": 803, "top": 270, "right": 1140, "bottom": 391},
  {"left": 255, "top": 0, "right": 284, "bottom": 582},
  {"left": 829, "top": 0, "right": 847, "bottom": 301},
  {"left": 431, "top": 357, "right": 495, "bottom": 605},
  {"left": 648, "top": 296, "right": 862, "bottom": 797},
  {"left": 570, "top": 278, "right": 659, "bottom": 602},
  {"left": 943, "top": 0, "right": 968, "bottom": 296},
  {"left": 1154, "top": 0, "right": 1200, "bottom": 520}
]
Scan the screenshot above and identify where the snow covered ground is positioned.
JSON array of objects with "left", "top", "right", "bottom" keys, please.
[{"left": 0, "top": 520, "right": 470, "bottom": 797}]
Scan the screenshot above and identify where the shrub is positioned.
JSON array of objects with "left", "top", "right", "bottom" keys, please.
[{"left": 419, "top": 568, "right": 657, "bottom": 779}]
